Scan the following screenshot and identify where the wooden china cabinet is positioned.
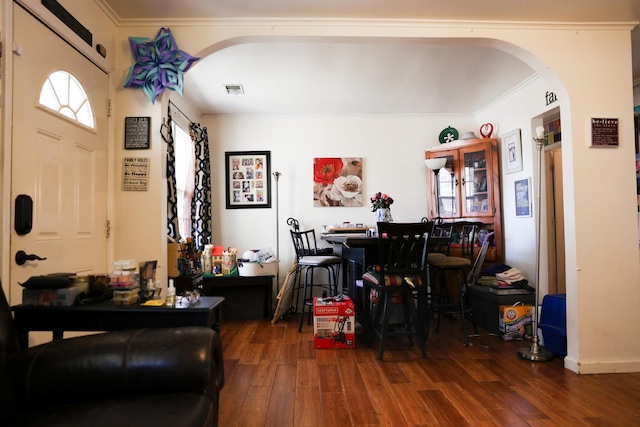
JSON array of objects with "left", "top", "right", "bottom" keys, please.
[{"left": 425, "top": 138, "right": 503, "bottom": 264}]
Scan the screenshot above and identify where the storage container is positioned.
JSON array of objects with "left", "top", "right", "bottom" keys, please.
[
  {"left": 539, "top": 293, "right": 567, "bottom": 357},
  {"left": 467, "top": 285, "right": 536, "bottom": 335},
  {"left": 238, "top": 260, "right": 278, "bottom": 277}
]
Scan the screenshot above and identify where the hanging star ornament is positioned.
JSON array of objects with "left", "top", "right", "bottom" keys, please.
[{"left": 124, "top": 27, "right": 200, "bottom": 104}]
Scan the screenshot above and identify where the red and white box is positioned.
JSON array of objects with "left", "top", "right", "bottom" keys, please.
[{"left": 313, "top": 295, "right": 356, "bottom": 349}]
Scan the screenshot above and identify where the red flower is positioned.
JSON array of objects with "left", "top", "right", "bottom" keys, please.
[
  {"left": 314, "top": 158, "right": 344, "bottom": 185},
  {"left": 370, "top": 191, "right": 394, "bottom": 211}
]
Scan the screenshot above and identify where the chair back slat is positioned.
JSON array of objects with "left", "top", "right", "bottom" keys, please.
[
  {"left": 429, "top": 224, "right": 453, "bottom": 255},
  {"left": 460, "top": 224, "right": 478, "bottom": 260},
  {"left": 467, "top": 231, "right": 495, "bottom": 286},
  {"left": 290, "top": 228, "right": 320, "bottom": 260},
  {"left": 376, "top": 222, "right": 430, "bottom": 279}
]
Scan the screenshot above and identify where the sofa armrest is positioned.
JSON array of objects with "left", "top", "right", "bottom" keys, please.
[{"left": 8, "top": 327, "right": 223, "bottom": 409}]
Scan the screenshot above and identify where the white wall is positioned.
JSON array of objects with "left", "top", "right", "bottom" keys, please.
[
  {"left": 477, "top": 76, "right": 556, "bottom": 292},
  {"left": 204, "top": 114, "right": 476, "bottom": 276}
]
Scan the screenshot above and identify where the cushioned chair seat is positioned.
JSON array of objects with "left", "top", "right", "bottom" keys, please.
[
  {"left": 298, "top": 255, "right": 341, "bottom": 267},
  {"left": 427, "top": 253, "right": 447, "bottom": 262},
  {"left": 429, "top": 256, "right": 471, "bottom": 268}
]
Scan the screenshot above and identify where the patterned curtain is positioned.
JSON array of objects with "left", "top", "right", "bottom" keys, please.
[
  {"left": 190, "top": 122, "right": 212, "bottom": 250},
  {"left": 161, "top": 106, "right": 180, "bottom": 241}
]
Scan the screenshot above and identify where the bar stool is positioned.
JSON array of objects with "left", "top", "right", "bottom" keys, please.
[
  {"left": 429, "top": 224, "right": 479, "bottom": 346},
  {"left": 290, "top": 227, "right": 342, "bottom": 332},
  {"left": 362, "top": 222, "right": 429, "bottom": 360}
]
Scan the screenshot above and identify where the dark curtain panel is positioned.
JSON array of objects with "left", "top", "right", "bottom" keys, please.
[
  {"left": 161, "top": 106, "right": 180, "bottom": 241},
  {"left": 190, "top": 122, "right": 212, "bottom": 250}
]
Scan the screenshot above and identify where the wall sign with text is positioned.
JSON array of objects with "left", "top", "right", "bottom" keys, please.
[
  {"left": 122, "top": 157, "right": 149, "bottom": 191},
  {"left": 591, "top": 117, "right": 619, "bottom": 147},
  {"left": 124, "top": 116, "right": 151, "bottom": 149}
]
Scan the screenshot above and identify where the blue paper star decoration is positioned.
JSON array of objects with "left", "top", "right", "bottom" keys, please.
[{"left": 124, "top": 27, "right": 200, "bottom": 104}]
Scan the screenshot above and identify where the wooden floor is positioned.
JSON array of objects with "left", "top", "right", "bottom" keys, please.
[{"left": 218, "top": 314, "right": 640, "bottom": 427}]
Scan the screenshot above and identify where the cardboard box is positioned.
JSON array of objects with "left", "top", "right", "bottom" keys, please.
[
  {"left": 313, "top": 295, "right": 356, "bottom": 349},
  {"left": 499, "top": 304, "right": 533, "bottom": 341},
  {"left": 467, "top": 285, "right": 536, "bottom": 334},
  {"left": 167, "top": 243, "right": 181, "bottom": 276},
  {"left": 22, "top": 286, "right": 80, "bottom": 306}
]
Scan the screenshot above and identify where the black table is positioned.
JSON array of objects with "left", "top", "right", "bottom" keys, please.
[
  {"left": 321, "top": 233, "right": 376, "bottom": 314},
  {"left": 11, "top": 296, "right": 225, "bottom": 349},
  {"left": 202, "top": 275, "right": 274, "bottom": 320}
]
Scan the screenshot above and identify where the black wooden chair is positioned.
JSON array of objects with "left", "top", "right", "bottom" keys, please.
[
  {"left": 362, "top": 222, "right": 429, "bottom": 360},
  {"left": 289, "top": 226, "right": 342, "bottom": 332}
]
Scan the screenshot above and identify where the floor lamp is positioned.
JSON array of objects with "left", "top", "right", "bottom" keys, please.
[
  {"left": 425, "top": 158, "right": 448, "bottom": 225},
  {"left": 273, "top": 171, "right": 282, "bottom": 290},
  {"left": 518, "top": 126, "right": 554, "bottom": 362}
]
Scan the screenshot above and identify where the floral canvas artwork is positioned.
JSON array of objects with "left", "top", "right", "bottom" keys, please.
[{"left": 313, "top": 157, "right": 363, "bottom": 207}]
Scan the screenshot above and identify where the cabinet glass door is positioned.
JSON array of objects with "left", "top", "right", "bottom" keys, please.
[
  {"left": 433, "top": 154, "right": 458, "bottom": 218},
  {"left": 461, "top": 146, "right": 492, "bottom": 216}
]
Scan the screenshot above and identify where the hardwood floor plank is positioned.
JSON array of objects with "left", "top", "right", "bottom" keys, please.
[
  {"left": 342, "top": 385, "right": 380, "bottom": 426},
  {"left": 218, "top": 391, "right": 246, "bottom": 427},
  {"left": 272, "top": 364, "right": 297, "bottom": 394},
  {"left": 294, "top": 385, "right": 324, "bottom": 426},
  {"left": 389, "top": 382, "right": 438, "bottom": 425},
  {"left": 319, "top": 365, "right": 342, "bottom": 393},
  {"left": 337, "top": 358, "right": 366, "bottom": 387},
  {"left": 418, "top": 389, "right": 470, "bottom": 426},
  {"left": 321, "top": 391, "right": 353, "bottom": 427},
  {"left": 356, "top": 359, "right": 392, "bottom": 393},
  {"left": 236, "top": 385, "right": 272, "bottom": 427},
  {"left": 397, "top": 361, "right": 438, "bottom": 391},
  {"left": 252, "top": 357, "right": 278, "bottom": 387},
  {"left": 435, "top": 381, "right": 495, "bottom": 424},
  {"left": 297, "top": 358, "right": 321, "bottom": 387},
  {"left": 265, "top": 392, "right": 295, "bottom": 427}
]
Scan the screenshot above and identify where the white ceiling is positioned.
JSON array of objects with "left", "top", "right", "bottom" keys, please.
[{"left": 97, "top": 0, "right": 640, "bottom": 115}]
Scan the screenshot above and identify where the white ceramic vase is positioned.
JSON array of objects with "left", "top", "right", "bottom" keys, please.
[{"left": 375, "top": 208, "right": 393, "bottom": 223}]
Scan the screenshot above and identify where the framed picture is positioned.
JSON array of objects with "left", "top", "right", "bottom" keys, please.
[
  {"left": 515, "top": 178, "right": 532, "bottom": 217},
  {"left": 225, "top": 151, "right": 271, "bottom": 209},
  {"left": 313, "top": 157, "right": 363, "bottom": 207},
  {"left": 503, "top": 129, "right": 523, "bottom": 174}
]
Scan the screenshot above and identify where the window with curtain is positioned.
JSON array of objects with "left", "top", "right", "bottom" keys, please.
[
  {"left": 173, "top": 122, "right": 196, "bottom": 239},
  {"left": 162, "top": 103, "right": 212, "bottom": 250}
]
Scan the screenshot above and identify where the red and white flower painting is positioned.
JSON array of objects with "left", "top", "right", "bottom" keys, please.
[{"left": 313, "top": 157, "right": 363, "bottom": 207}]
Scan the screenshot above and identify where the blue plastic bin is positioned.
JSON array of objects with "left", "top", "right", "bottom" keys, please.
[{"left": 539, "top": 294, "right": 567, "bottom": 357}]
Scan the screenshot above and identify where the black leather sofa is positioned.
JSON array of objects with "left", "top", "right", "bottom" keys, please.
[{"left": 0, "top": 284, "right": 224, "bottom": 426}]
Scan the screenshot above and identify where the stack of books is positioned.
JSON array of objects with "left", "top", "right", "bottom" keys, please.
[{"left": 489, "top": 280, "right": 535, "bottom": 295}]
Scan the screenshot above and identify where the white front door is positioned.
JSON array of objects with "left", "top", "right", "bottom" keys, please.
[{"left": 9, "top": 6, "right": 109, "bottom": 326}]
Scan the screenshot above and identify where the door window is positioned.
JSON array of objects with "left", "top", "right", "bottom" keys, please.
[{"left": 38, "top": 70, "right": 95, "bottom": 129}]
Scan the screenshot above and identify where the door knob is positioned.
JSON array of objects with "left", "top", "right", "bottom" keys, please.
[{"left": 15, "top": 250, "right": 47, "bottom": 265}]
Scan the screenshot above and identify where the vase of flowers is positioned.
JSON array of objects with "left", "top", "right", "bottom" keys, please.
[{"left": 370, "top": 192, "right": 394, "bottom": 223}]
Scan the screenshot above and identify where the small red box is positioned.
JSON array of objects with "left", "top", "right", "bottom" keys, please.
[{"left": 313, "top": 295, "right": 356, "bottom": 349}]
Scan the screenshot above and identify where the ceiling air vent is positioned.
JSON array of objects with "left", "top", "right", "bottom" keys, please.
[{"left": 225, "top": 84, "right": 244, "bottom": 95}]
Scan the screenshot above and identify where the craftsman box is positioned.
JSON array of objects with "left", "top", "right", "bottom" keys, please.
[
  {"left": 539, "top": 294, "right": 567, "bottom": 357},
  {"left": 499, "top": 304, "right": 533, "bottom": 341},
  {"left": 313, "top": 295, "right": 356, "bottom": 349},
  {"left": 467, "top": 284, "right": 536, "bottom": 335}
]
